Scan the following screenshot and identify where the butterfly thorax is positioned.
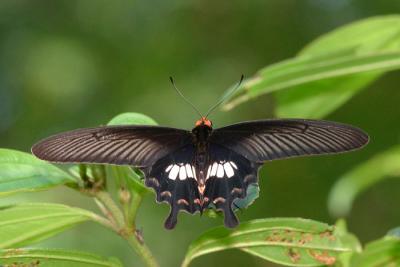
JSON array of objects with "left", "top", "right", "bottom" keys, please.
[{"left": 191, "top": 124, "right": 212, "bottom": 196}]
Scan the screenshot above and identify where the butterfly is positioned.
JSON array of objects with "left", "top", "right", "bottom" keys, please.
[{"left": 31, "top": 77, "right": 369, "bottom": 229}]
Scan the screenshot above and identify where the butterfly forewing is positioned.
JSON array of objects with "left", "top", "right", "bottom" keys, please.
[
  {"left": 32, "top": 125, "right": 192, "bottom": 167},
  {"left": 209, "top": 119, "right": 369, "bottom": 162}
]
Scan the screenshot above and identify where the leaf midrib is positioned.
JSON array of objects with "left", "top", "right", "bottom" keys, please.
[
  {"left": 0, "top": 252, "right": 115, "bottom": 266},
  {"left": 250, "top": 57, "right": 400, "bottom": 96},
  {"left": 0, "top": 211, "right": 88, "bottom": 227}
]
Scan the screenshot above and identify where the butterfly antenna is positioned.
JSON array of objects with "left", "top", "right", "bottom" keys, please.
[
  {"left": 170, "top": 77, "right": 203, "bottom": 118},
  {"left": 205, "top": 74, "right": 244, "bottom": 118}
]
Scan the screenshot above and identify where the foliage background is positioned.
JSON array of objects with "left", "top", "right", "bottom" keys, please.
[{"left": 0, "top": 1, "right": 399, "bottom": 266}]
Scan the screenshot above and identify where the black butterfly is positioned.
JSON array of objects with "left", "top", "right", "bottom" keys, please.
[
  {"left": 31, "top": 78, "right": 369, "bottom": 229},
  {"left": 31, "top": 117, "right": 368, "bottom": 229}
]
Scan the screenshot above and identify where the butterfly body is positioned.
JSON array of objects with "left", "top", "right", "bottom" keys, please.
[
  {"left": 144, "top": 118, "right": 254, "bottom": 228},
  {"left": 32, "top": 118, "right": 369, "bottom": 229}
]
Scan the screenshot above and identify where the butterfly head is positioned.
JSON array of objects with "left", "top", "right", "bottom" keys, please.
[{"left": 195, "top": 117, "right": 212, "bottom": 128}]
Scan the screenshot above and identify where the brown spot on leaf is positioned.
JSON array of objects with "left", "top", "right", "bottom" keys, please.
[
  {"left": 302, "top": 233, "right": 313, "bottom": 243},
  {"left": 266, "top": 231, "right": 284, "bottom": 242},
  {"left": 309, "top": 250, "right": 336, "bottom": 265},
  {"left": 4, "top": 249, "right": 24, "bottom": 257},
  {"left": 320, "top": 230, "right": 336, "bottom": 241},
  {"left": 4, "top": 260, "right": 40, "bottom": 267},
  {"left": 288, "top": 248, "right": 301, "bottom": 263}
]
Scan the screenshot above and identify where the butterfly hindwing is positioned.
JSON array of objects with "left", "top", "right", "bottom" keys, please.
[
  {"left": 204, "top": 143, "right": 261, "bottom": 228},
  {"left": 143, "top": 142, "right": 261, "bottom": 229},
  {"left": 143, "top": 144, "right": 202, "bottom": 229}
]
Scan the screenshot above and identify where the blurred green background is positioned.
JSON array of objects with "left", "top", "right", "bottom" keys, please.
[{"left": 0, "top": 1, "right": 399, "bottom": 266}]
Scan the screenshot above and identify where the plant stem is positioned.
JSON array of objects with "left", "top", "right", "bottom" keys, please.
[
  {"left": 95, "top": 191, "right": 125, "bottom": 227},
  {"left": 126, "top": 233, "right": 159, "bottom": 267},
  {"left": 128, "top": 193, "right": 143, "bottom": 226},
  {"left": 94, "top": 190, "right": 159, "bottom": 267},
  {"left": 88, "top": 212, "right": 119, "bottom": 233}
]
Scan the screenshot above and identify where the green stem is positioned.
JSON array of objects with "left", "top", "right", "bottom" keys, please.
[
  {"left": 126, "top": 234, "right": 159, "bottom": 267},
  {"left": 128, "top": 193, "right": 143, "bottom": 226},
  {"left": 88, "top": 212, "right": 119, "bottom": 233},
  {"left": 94, "top": 190, "right": 159, "bottom": 267},
  {"left": 95, "top": 191, "right": 125, "bottom": 227}
]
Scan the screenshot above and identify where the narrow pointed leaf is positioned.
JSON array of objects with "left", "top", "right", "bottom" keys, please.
[
  {"left": 183, "top": 218, "right": 357, "bottom": 267},
  {"left": 0, "top": 203, "right": 96, "bottom": 248},
  {"left": 0, "top": 149, "right": 77, "bottom": 197},
  {"left": 0, "top": 248, "right": 122, "bottom": 267},
  {"left": 222, "top": 15, "right": 400, "bottom": 118},
  {"left": 328, "top": 146, "right": 400, "bottom": 217}
]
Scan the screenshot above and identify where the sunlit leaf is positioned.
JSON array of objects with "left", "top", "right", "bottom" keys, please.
[
  {"left": 222, "top": 15, "right": 400, "bottom": 118},
  {"left": 183, "top": 218, "right": 357, "bottom": 267},
  {"left": 0, "top": 248, "right": 122, "bottom": 267},
  {"left": 350, "top": 237, "right": 400, "bottom": 267},
  {"left": 0, "top": 203, "right": 95, "bottom": 248},
  {"left": 0, "top": 149, "right": 77, "bottom": 197},
  {"left": 107, "top": 112, "right": 157, "bottom": 126},
  {"left": 328, "top": 146, "right": 400, "bottom": 217}
]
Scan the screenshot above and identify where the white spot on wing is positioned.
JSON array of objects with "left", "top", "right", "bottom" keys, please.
[
  {"left": 210, "top": 162, "right": 218, "bottom": 176},
  {"left": 179, "top": 166, "right": 187, "bottom": 180},
  {"left": 165, "top": 164, "right": 173, "bottom": 172},
  {"left": 192, "top": 166, "right": 197, "bottom": 179},
  {"left": 230, "top": 161, "right": 238, "bottom": 169},
  {"left": 206, "top": 165, "right": 211, "bottom": 179},
  {"left": 185, "top": 164, "right": 193, "bottom": 178},
  {"left": 224, "top": 162, "right": 234, "bottom": 178},
  {"left": 168, "top": 165, "right": 179, "bottom": 180},
  {"left": 217, "top": 164, "right": 224, "bottom": 178}
]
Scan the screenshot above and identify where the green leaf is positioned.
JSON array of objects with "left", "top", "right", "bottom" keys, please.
[
  {"left": 350, "top": 237, "right": 400, "bottom": 267},
  {"left": 0, "top": 203, "right": 95, "bottom": 248},
  {"left": 108, "top": 165, "right": 150, "bottom": 196},
  {"left": 183, "top": 218, "right": 357, "bottom": 267},
  {"left": 328, "top": 146, "right": 400, "bottom": 217},
  {"left": 107, "top": 112, "right": 157, "bottom": 126},
  {"left": 0, "top": 148, "right": 77, "bottom": 197},
  {"left": 333, "top": 220, "right": 362, "bottom": 267},
  {"left": 387, "top": 227, "right": 400, "bottom": 239},
  {"left": 0, "top": 248, "right": 122, "bottom": 267},
  {"left": 222, "top": 15, "right": 400, "bottom": 118}
]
